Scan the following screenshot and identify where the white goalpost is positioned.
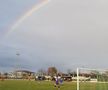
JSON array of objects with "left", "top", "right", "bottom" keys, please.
[
  {"left": 76, "top": 68, "right": 108, "bottom": 90},
  {"left": 77, "top": 68, "right": 79, "bottom": 90}
]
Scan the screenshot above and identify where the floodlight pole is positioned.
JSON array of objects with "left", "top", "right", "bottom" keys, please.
[
  {"left": 77, "top": 68, "right": 79, "bottom": 90},
  {"left": 16, "top": 50, "right": 20, "bottom": 70}
]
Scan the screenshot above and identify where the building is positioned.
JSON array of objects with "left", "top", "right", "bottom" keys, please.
[{"left": 14, "top": 70, "right": 35, "bottom": 79}]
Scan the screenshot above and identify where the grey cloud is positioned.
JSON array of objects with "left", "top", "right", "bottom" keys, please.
[{"left": 1, "top": 0, "right": 108, "bottom": 71}]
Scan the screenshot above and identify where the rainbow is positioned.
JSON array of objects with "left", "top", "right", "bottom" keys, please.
[{"left": 6, "top": 0, "right": 50, "bottom": 37}]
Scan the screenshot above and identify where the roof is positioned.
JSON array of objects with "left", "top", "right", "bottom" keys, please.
[{"left": 15, "top": 70, "right": 34, "bottom": 73}]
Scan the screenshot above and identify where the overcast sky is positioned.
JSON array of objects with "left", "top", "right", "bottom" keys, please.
[{"left": 0, "top": 0, "right": 108, "bottom": 72}]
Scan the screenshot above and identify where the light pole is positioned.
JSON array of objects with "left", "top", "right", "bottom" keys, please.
[{"left": 16, "top": 51, "right": 20, "bottom": 70}]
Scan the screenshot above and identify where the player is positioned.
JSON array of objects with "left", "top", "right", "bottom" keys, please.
[
  {"left": 60, "top": 78, "right": 63, "bottom": 85},
  {"left": 54, "top": 75, "right": 60, "bottom": 89}
]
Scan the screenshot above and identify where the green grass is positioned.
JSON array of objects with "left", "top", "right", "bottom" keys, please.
[
  {"left": 0, "top": 80, "right": 76, "bottom": 90},
  {"left": 0, "top": 80, "right": 108, "bottom": 90}
]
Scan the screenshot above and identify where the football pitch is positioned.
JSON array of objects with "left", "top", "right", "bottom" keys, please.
[{"left": 0, "top": 80, "right": 108, "bottom": 90}]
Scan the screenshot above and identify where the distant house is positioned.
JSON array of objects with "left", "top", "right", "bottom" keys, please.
[
  {"left": 8, "top": 72, "right": 16, "bottom": 79},
  {"left": 14, "top": 70, "right": 35, "bottom": 79}
]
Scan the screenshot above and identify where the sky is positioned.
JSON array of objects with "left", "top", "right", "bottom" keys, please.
[{"left": 0, "top": 0, "right": 108, "bottom": 72}]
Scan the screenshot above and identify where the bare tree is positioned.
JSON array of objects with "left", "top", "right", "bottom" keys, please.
[
  {"left": 37, "top": 69, "right": 47, "bottom": 76},
  {"left": 47, "top": 67, "right": 57, "bottom": 76}
]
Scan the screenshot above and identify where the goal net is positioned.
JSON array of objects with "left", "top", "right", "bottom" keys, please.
[{"left": 77, "top": 68, "right": 108, "bottom": 90}]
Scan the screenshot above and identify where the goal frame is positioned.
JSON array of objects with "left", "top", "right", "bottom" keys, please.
[{"left": 76, "top": 67, "right": 108, "bottom": 90}]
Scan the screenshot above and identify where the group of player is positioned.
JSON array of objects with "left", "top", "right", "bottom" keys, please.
[{"left": 54, "top": 75, "right": 63, "bottom": 89}]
